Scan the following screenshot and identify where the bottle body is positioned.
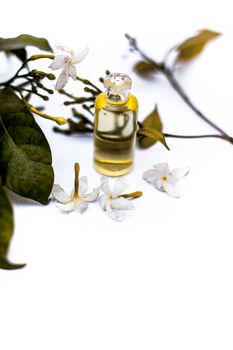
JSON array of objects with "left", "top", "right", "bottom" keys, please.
[{"left": 94, "top": 91, "right": 138, "bottom": 176}]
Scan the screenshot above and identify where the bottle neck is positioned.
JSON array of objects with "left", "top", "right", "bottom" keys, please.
[{"left": 105, "top": 89, "right": 129, "bottom": 104}]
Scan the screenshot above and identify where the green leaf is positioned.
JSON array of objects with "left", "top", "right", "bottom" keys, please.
[
  {"left": 137, "top": 127, "right": 169, "bottom": 150},
  {"left": 138, "top": 105, "right": 163, "bottom": 148},
  {"left": 0, "top": 187, "right": 26, "bottom": 270},
  {"left": 0, "top": 34, "right": 52, "bottom": 53},
  {"left": 176, "top": 29, "right": 221, "bottom": 62},
  {"left": 141, "top": 105, "right": 162, "bottom": 130},
  {"left": 9, "top": 48, "right": 27, "bottom": 62},
  {"left": 134, "top": 60, "right": 157, "bottom": 77},
  {"left": 0, "top": 88, "right": 54, "bottom": 204}
]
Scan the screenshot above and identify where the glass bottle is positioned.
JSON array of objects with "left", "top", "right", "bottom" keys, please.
[{"left": 93, "top": 73, "right": 138, "bottom": 176}]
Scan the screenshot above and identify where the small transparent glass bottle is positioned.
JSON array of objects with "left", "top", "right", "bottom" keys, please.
[{"left": 93, "top": 73, "right": 138, "bottom": 176}]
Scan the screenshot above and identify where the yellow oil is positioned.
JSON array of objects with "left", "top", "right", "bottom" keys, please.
[{"left": 94, "top": 92, "right": 138, "bottom": 176}]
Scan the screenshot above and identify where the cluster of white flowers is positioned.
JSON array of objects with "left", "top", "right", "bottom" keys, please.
[
  {"left": 51, "top": 163, "right": 142, "bottom": 221},
  {"left": 51, "top": 162, "right": 189, "bottom": 221}
]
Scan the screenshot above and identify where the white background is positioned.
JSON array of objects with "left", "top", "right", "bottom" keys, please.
[{"left": 1, "top": 0, "right": 233, "bottom": 349}]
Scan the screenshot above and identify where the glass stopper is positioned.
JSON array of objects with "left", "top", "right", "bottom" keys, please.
[{"left": 104, "top": 73, "right": 132, "bottom": 102}]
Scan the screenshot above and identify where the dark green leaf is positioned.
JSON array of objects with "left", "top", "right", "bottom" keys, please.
[
  {"left": 134, "top": 60, "right": 157, "bottom": 77},
  {"left": 0, "top": 88, "right": 54, "bottom": 204},
  {"left": 137, "top": 127, "right": 169, "bottom": 150},
  {"left": 0, "top": 34, "right": 52, "bottom": 53},
  {"left": 176, "top": 29, "right": 221, "bottom": 62},
  {"left": 137, "top": 105, "right": 163, "bottom": 148},
  {"left": 11, "top": 48, "right": 27, "bottom": 62},
  {"left": 0, "top": 187, "right": 25, "bottom": 270}
]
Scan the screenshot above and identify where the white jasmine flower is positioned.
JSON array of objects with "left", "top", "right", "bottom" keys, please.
[
  {"left": 49, "top": 45, "right": 89, "bottom": 90},
  {"left": 143, "top": 163, "right": 190, "bottom": 198},
  {"left": 51, "top": 163, "right": 98, "bottom": 212},
  {"left": 99, "top": 177, "right": 142, "bottom": 221}
]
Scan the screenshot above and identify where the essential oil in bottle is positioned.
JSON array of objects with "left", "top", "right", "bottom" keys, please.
[{"left": 93, "top": 73, "right": 138, "bottom": 176}]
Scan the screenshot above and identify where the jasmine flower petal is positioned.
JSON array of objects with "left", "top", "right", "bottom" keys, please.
[
  {"left": 111, "top": 197, "right": 134, "bottom": 210},
  {"left": 100, "top": 177, "right": 112, "bottom": 196},
  {"left": 154, "top": 178, "right": 164, "bottom": 191},
  {"left": 106, "top": 202, "right": 125, "bottom": 221},
  {"left": 79, "top": 176, "right": 88, "bottom": 195},
  {"left": 153, "top": 162, "right": 170, "bottom": 175},
  {"left": 56, "top": 201, "right": 76, "bottom": 212},
  {"left": 143, "top": 169, "right": 159, "bottom": 183},
  {"left": 55, "top": 65, "right": 69, "bottom": 90},
  {"left": 169, "top": 167, "right": 190, "bottom": 182},
  {"left": 51, "top": 184, "right": 70, "bottom": 203},
  {"left": 56, "top": 45, "right": 74, "bottom": 56},
  {"left": 49, "top": 55, "right": 68, "bottom": 70},
  {"left": 112, "top": 178, "right": 129, "bottom": 198},
  {"left": 99, "top": 194, "right": 108, "bottom": 210},
  {"left": 77, "top": 201, "right": 89, "bottom": 213},
  {"left": 82, "top": 188, "right": 99, "bottom": 202},
  {"left": 72, "top": 47, "right": 89, "bottom": 64},
  {"left": 68, "top": 65, "right": 77, "bottom": 80},
  {"left": 163, "top": 182, "right": 181, "bottom": 198}
]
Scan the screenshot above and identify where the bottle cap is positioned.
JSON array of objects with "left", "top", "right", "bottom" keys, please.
[{"left": 104, "top": 73, "right": 132, "bottom": 102}]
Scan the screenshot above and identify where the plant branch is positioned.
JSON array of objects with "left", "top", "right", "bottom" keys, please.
[
  {"left": 125, "top": 34, "right": 233, "bottom": 144},
  {"left": 0, "top": 54, "right": 54, "bottom": 87},
  {"left": 162, "top": 67, "right": 228, "bottom": 136},
  {"left": 164, "top": 132, "right": 233, "bottom": 143},
  {"left": 76, "top": 76, "right": 102, "bottom": 93}
]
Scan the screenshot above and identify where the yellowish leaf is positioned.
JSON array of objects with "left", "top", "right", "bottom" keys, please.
[
  {"left": 137, "top": 127, "right": 169, "bottom": 150},
  {"left": 138, "top": 105, "right": 163, "bottom": 148},
  {"left": 134, "top": 60, "right": 157, "bottom": 76},
  {"left": 176, "top": 29, "right": 221, "bottom": 62}
]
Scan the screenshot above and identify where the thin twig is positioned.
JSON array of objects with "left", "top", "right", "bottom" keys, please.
[
  {"left": 76, "top": 76, "right": 102, "bottom": 93},
  {"left": 164, "top": 133, "right": 229, "bottom": 141},
  {"left": 125, "top": 34, "right": 233, "bottom": 145}
]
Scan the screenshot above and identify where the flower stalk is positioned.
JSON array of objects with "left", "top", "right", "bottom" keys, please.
[
  {"left": 74, "top": 163, "right": 80, "bottom": 199},
  {"left": 28, "top": 105, "right": 67, "bottom": 125},
  {"left": 120, "top": 191, "right": 143, "bottom": 199}
]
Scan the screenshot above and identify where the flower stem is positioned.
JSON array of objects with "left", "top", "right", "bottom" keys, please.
[
  {"left": 28, "top": 105, "right": 67, "bottom": 125},
  {"left": 0, "top": 54, "right": 54, "bottom": 86},
  {"left": 120, "top": 191, "right": 143, "bottom": 199},
  {"left": 74, "top": 163, "right": 80, "bottom": 198},
  {"left": 76, "top": 76, "right": 102, "bottom": 93},
  {"left": 82, "top": 104, "right": 94, "bottom": 116}
]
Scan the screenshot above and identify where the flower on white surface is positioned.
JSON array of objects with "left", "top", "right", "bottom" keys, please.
[
  {"left": 51, "top": 163, "right": 98, "bottom": 212},
  {"left": 143, "top": 163, "right": 190, "bottom": 198},
  {"left": 99, "top": 177, "right": 142, "bottom": 221},
  {"left": 49, "top": 45, "right": 89, "bottom": 90}
]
